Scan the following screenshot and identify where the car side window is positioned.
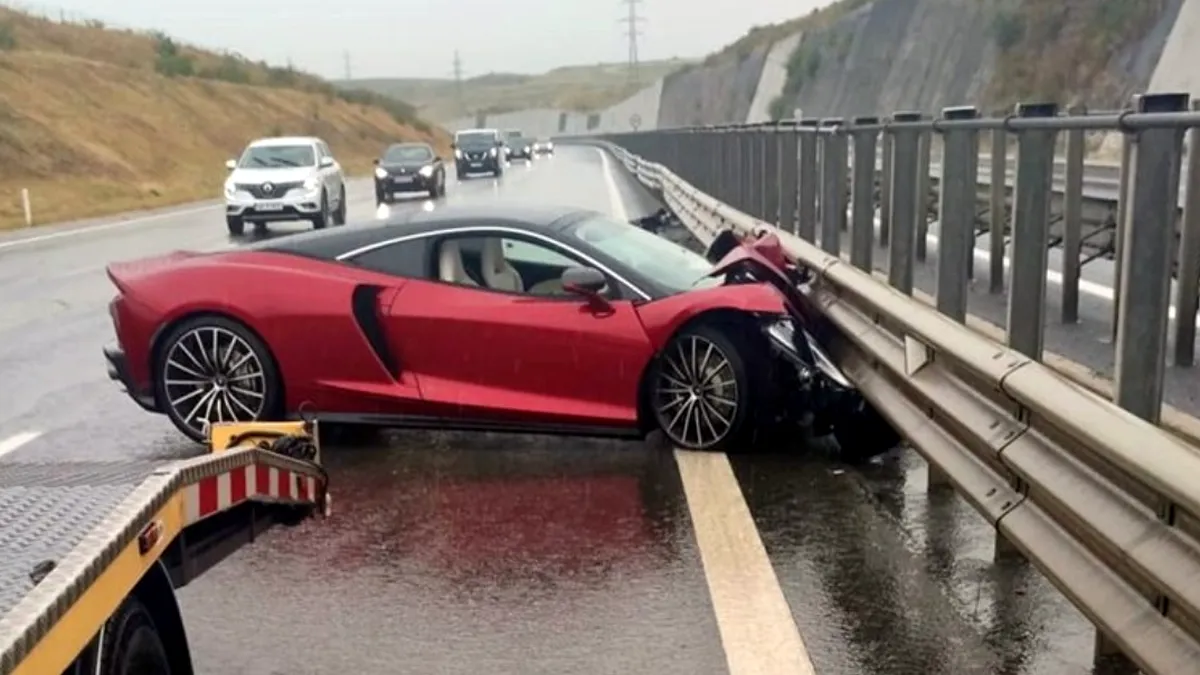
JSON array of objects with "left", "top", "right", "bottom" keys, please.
[
  {"left": 433, "top": 233, "right": 612, "bottom": 299},
  {"left": 347, "top": 239, "right": 427, "bottom": 278}
]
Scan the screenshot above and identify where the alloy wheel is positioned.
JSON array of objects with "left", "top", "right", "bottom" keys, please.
[
  {"left": 162, "top": 326, "right": 267, "bottom": 437},
  {"left": 654, "top": 334, "right": 739, "bottom": 448}
]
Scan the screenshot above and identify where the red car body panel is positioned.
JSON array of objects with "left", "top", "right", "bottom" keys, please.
[{"left": 104, "top": 235, "right": 794, "bottom": 433}]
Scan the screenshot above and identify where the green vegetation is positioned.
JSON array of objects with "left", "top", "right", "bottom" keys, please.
[
  {"left": 986, "top": 0, "right": 1171, "bottom": 106},
  {"left": 342, "top": 59, "right": 693, "bottom": 121}
]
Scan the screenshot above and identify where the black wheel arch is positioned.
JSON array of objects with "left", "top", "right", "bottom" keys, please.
[
  {"left": 634, "top": 308, "right": 767, "bottom": 436},
  {"left": 148, "top": 310, "right": 286, "bottom": 413}
]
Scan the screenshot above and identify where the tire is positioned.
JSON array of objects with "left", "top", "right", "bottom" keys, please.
[
  {"left": 154, "top": 314, "right": 283, "bottom": 443},
  {"left": 311, "top": 191, "right": 330, "bottom": 229},
  {"left": 99, "top": 597, "right": 172, "bottom": 675},
  {"left": 334, "top": 185, "right": 347, "bottom": 225},
  {"left": 648, "top": 322, "right": 771, "bottom": 452},
  {"left": 833, "top": 398, "right": 902, "bottom": 463},
  {"left": 226, "top": 216, "right": 244, "bottom": 236}
]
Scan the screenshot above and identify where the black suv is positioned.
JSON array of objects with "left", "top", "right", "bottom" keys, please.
[
  {"left": 453, "top": 129, "right": 504, "bottom": 178},
  {"left": 373, "top": 142, "right": 446, "bottom": 203},
  {"left": 504, "top": 129, "right": 533, "bottom": 161}
]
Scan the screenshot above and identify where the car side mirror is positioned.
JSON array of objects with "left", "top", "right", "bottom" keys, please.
[
  {"left": 225, "top": 159, "right": 236, "bottom": 170},
  {"left": 318, "top": 156, "right": 335, "bottom": 168},
  {"left": 562, "top": 266, "right": 608, "bottom": 299}
]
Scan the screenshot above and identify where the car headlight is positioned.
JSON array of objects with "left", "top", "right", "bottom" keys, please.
[
  {"left": 223, "top": 181, "right": 235, "bottom": 198},
  {"left": 547, "top": 142, "right": 553, "bottom": 149},
  {"left": 303, "top": 175, "right": 319, "bottom": 190},
  {"left": 454, "top": 149, "right": 462, "bottom": 159},
  {"left": 524, "top": 146, "right": 530, "bottom": 153},
  {"left": 374, "top": 166, "right": 388, "bottom": 179},
  {"left": 418, "top": 164, "right": 434, "bottom": 177},
  {"left": 489, "top": 147, "right": 497, "bottom": 157}
]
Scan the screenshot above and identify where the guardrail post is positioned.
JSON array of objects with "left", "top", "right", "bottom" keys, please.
[
  {"left": 989, "top": 116, "right": 1007, "bottom": 293},
  {"left": 740, "top": 125, "right": 754, "bottom": 214},
  {"left": 915, "top": 124, "right": 932, "bottom": 261},
  {"left": 749, "top": 125, "right": 763, "bottom": 218},
  {"left": 1112, "top": 127, "right": 1133, "bottom": 340},
  {"left": 1061, "top": 105, "right": 1086, "bottom": 324},
  {"left": 888, "top": 111, "right": 922, "bottom": 293},
  {"left": 709, "top": 126, "right": 724, "bottom": 200},
  {"left": 1114, "top": 92, "right": 1188, "bottom": 423},
  {"left": 765, "top": 123, "right": 782, "bottom": 226},
  {"left": 879, "top": 127, "right": 893, "bottom": 246},
  {"left": 1177, "top": 100, "right": 1200, "bottom": 367},
  {"left": 850, "top": 117, "right": 877, "bottom": 271},
  {"left": 797, "top": 120, "right": 820, "bottom": 242},
  {"left": 935, "top": 106, "right": 979, "bottom": 322},
  {"left": 1005, "top": 102, "right": 1059, "bottom": 359},
  {"left": 778, "top": 121, "right": 799, "bottom": 234},
  {"left": 819, "top": 118, "right": 847, "bottom": 255},
  {"left": 726, "top": 126, "right": 742, "bottom": 207}
]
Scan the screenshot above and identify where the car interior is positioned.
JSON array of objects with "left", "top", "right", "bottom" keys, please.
[{"left": 434, "top": 236, "right": 608, "bottom": 298}]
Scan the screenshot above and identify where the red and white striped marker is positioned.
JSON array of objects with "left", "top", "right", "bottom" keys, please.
[{"left": 183, "top": 464, "right": 319, "bottom": 525}]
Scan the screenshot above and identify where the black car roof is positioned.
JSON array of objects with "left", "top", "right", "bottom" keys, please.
[{"left": 252, "top": 203, "right": 592, "bottom": 261}]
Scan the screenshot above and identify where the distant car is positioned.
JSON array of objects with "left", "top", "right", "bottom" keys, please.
[
  {"left": 223, "top": 136, "right": 346, "bottom": 236},
  {"left": 533, "top": 138, "right": 554, "bottom": 155},
  {"left": 102, "top": 202, "right": 899, "bottom": 461},
  {"left": 504, "top": 129, "right": 533, "bottom": 161},
  {"left": 373, "top": 142, "right": 447, "bottom": 204},
  {"left": 453, "top": 128, "right": 503, "bottom": 178}
]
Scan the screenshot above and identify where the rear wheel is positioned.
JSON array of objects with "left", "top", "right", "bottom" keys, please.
[
  {"left": 225, "top": 216, "right": 244, "bottom": 236},
  {"left": 649, "top": 323, "right": 768, "bottom": 452},
  {"left": 155, "top": 315, "right": 282, "bottom": 443},
  {"left": 99, "top": 598, "right": 171, "bottom": 675},
  {"left": 334, "top": 185, "right": 347, "bottom": 224}
]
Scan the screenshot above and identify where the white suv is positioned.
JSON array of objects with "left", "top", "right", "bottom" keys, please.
[{"left": 223, "top": 136, "right": 346, "bottom": 235}]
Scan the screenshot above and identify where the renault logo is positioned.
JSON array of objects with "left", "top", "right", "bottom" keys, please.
[{"left": 262, "top": 182, "right": 274, "bottom": 193}]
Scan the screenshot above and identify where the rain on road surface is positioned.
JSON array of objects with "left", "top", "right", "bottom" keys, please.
[{"left": 0, "top": 146, "right": 1115, "bottom": 674}]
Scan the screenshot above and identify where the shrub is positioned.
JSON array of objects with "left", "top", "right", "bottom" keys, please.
[
  {"left": 0, "top": 21, "right": 14, "bottom": 50},
  {"left": 990, "top": 10, "right": 1025, "bottom": 51},
  {"left": 152, "top": 33, "right": 193, "bottom": 76}
]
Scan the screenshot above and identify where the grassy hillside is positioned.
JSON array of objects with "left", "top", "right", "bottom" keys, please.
[
  {"left": 342, "top": 58, "right": 694, "bottom": 122},
  {"left": 0, "top": 7, "right": 447, "bottom": 230}
]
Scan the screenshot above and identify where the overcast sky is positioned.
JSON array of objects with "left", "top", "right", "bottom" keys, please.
[{"left": 17, "top": 0, "right": 832, "bottom": 79}]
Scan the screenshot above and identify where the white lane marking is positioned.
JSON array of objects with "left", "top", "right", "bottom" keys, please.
[
  {"left": 901, "top": 218, "right": 1198, "bottom": 328},
  {"left": 0, "top": 204, "right": 216, "bottom": 252},
  {"left": 0, "top": 431, "right": 42, "bottom": 459},
  {"left": 597, "top": 144, "right": 813, "bottom": 674},
  {"left": 675, "top": 450, "right": 816, "bottom": 675}
]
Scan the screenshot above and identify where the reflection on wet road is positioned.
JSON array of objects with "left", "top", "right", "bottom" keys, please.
[{"left": 0, "top": 148, "right": 1103, "bottom": 673}]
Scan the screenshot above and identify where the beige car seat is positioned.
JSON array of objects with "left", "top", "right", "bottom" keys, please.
[
  {"left": 439, "top": 240, "right": 478, "bottom": 286},
  {"left": 480, "top": 238, "right": 524, "bottom": 292}
]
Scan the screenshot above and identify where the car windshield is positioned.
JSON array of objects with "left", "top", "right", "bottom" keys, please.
[
  {"left": 506, "top": 131, "right": 523, "bottom": 140},
  {"left": 383, "top": 145, "right": 433, "bottom": 162},
  {"left": 238, "top": 144, "right": 315, "bottom": 168},
  {"left": 570, "top": 214, "right": 721, "bottom": 294},
  {"left": 456, "top": 132, "right": 495, "bottom": 147}
]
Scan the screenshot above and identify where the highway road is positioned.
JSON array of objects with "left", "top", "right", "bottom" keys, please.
[{"left": 0, "top": 147, "right": 1133, "bottom": 674}]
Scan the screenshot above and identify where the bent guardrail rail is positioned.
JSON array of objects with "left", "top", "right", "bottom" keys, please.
[{"left": 566, "top": 92, "right": 1200, "bottom": 675}]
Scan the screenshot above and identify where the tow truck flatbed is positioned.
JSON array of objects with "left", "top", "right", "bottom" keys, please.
[{"left": 0, "top": 421, "right": 329, "bottom": 675}]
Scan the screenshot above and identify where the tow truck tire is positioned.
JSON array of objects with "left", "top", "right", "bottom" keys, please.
[
  {"left": 647, "top": 322, "right": 769, "bottom": 453},
  {"left": 833, "top": 398, "right": 902, "bottom": 463},
  {"left": 100, "top": 597, "right": 172, "bottom": 675},
  {"left": 226, "top": 216, "right": 244, "bottom": 236}
]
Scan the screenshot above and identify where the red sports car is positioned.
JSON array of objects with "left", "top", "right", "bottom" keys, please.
[{"left": 104, "top": 204, "right": 898, "bottom": 456}]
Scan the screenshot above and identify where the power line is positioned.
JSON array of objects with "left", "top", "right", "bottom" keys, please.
[
  {"left": 618, "top": 0, "right": 644, "bottom": 85},
  {"left": 452, "top": 50, "right": 465, "bottom": 116}
]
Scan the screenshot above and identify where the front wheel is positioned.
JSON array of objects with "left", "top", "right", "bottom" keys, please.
[
  {"left": 649, "top": 323, "right": 766, "bottom": 452},
  {"left": 833, "top": 398, "right": 901, "bottom": 463},
  {"left": 311, "top": 191, "right": 330, "bottom": 229},
  {"left": 98, "top": 598, "right": 171, "bottom": 675},
  {"left": 226, "top": 216, "right": 244, "bottom": 236},
  {"left": 155, "top": 315, "right": 282, "bottom": 442}
]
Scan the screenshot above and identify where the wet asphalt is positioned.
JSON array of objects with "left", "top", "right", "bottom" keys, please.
[{"left": 0, "top": 146, "right": 1137, "bottom": 673}]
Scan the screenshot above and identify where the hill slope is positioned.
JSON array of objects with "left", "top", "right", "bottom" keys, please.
[
  {"left": 0, "top": 8, "right": 447, "bottom": 230},
  {"left": 342, "top": 58, "right": 693, "bottom": 122}
]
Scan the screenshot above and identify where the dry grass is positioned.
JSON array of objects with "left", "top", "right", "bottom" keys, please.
[
  {"left": 0, "top": 6, "right": 448, "bottom": 230},
  {"left": 346, "top": 59, "right": 693, "bottom": 122}
]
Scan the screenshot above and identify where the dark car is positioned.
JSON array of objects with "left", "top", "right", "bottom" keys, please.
[
  {"left": 102, "top": 203, "right": 898, "bottom": 459},
  {"left": 453, "top": 129, "right": 503, "bottom": 178},
  {"left": 504, "top": 129, "right": 533, "bottom": 161},
  {"left": 373, "top": 142, "right": 446, "bottom": 204}
]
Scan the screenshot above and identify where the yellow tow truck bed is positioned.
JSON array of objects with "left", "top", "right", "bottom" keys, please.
[{"left": 0, "top": 421, "right": 329, "bottom": 675}]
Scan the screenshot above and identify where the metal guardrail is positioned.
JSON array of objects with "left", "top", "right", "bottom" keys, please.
[{"left": 566, "top": 93, "right": 1200, "bottom": 675}]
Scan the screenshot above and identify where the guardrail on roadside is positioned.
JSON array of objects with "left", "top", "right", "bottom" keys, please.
[{"left": 564, "top": 93, "right": 1200, "bottom": 675}]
